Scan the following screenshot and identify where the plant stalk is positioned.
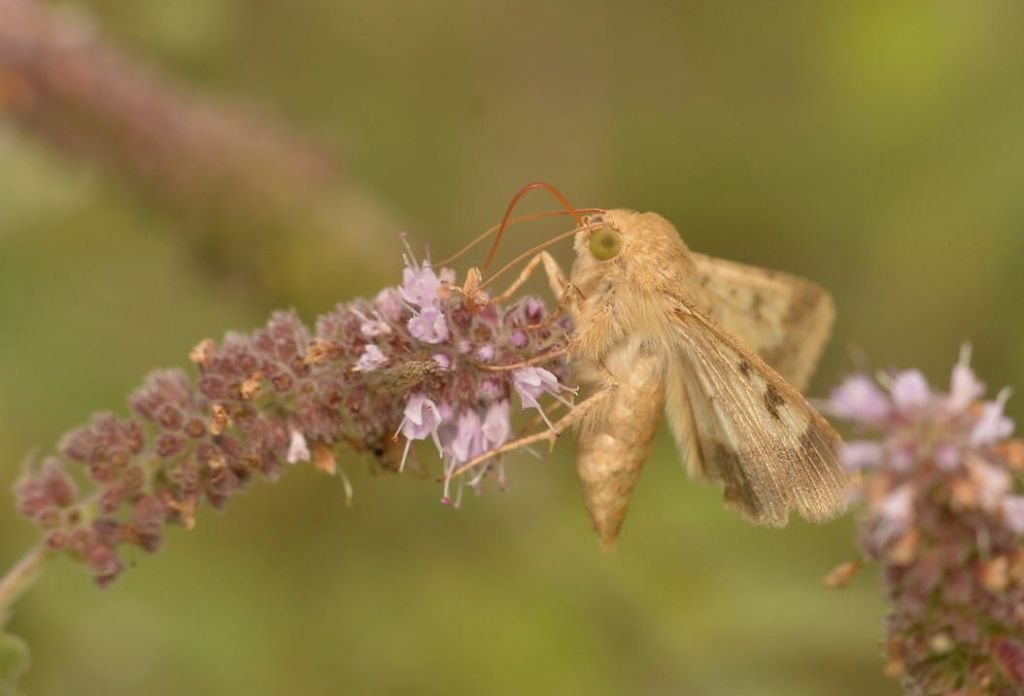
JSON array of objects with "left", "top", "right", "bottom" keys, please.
[{"left": 0, "top": 546, "right": 48, "bottom": 618}]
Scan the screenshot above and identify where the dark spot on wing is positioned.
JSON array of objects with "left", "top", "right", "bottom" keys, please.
[
  {"left": 738, "top": 360, "right": 752, "bottom": 378},
  {"left": 783, "top": 283, "right": 824, "bottom": 330},
  {"left": 711, "top": 441, "right": 764, "bottom": 520},
  {"left": 699, "top": 425, "right": 845, "bottom": 527},
  {"left": 750, "top": 292, "right": 764, "bottom": 319},
  {"left": 763, "top": 383, "right": 785, "bottom": 419}
]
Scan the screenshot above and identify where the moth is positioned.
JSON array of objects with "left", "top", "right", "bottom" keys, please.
[{"left": 452, "top": 186, "right": 848, "bottom": 547}]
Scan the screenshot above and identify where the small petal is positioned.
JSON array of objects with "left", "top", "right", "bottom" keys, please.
[
  {"left": 353, "top": 344, "right": 387, "bottom": 372},
  {"left": 400, "top": 264, "right": 442, "bottom": 309},
  {"left": 432, "top": 353, "right": 451, "bottom": 370},
  {"left": 479, "top": 378, "right": 504, "bottom": 401},
  {"left": 401, "top": 394, "right": 444, "bottom": 439},
  {"left": 827, "top": 376, "right": 892, "bottom": 425},
  {"left": 482, "top": 400, "right": 511, "bottom": 447},
  {"left": 437, "top": 400, "right": 454, "bottom": 422},
  {"left": 448, "top": 410, "right": 484, "bottom": 464},
  {"left": 890, "top": 370, "right": 931, "bottom": 415},
  {"left": 967, "top": 457, "right": 1011, "bottom": 509},
  {"left": 359, "top": 315, "right": 391, "bottom": 338},
  {"left": 874, "top": 484, "right": 915, "bottom": 545},
  {"left": 397, "top": 393, "right": 445, "bottom": 471},
  {"left": 948, "top": 348, "right": 985, "bottom": 412},
  {"left": 841, "top": 441, "right": 883, "bottom": 471},
  {"left": 970, "top": 389, "right": 1015, "bottom": 446},
  {"left": 934, "top": 442, "right": 960, "bottom": 471},
  {"left": 408, "top": 307, "right": 449, "bottom": 344},
  {"left": 512, "top": 367, "right": 562, "bottom": 409},
  {"left": 374, "top": 288, "right": 405, "bottom": 322},
  {"left": 1001, "top": 496, "right": 1024, "bottom": 534},
  {"left": 524, "top": 298, "right": 544, "bottom": 322},
  {"left": 286, "top": 429, "right": 310, "bottom": 464}
]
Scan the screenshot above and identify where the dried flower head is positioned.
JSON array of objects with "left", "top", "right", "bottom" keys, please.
[
  {"left": 825, "top": 347, "right": 1024, "bottom": 694},
  {"left": 14, "top": 239, "right": 572, "bottom": 586}
]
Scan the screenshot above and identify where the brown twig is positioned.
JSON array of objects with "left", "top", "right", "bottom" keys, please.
[
  {"left": 0, "top": 0, "right": 404, "bottom": 307},
  {"left": 0, "top": 546, "right": 48, "bottom": 618}
]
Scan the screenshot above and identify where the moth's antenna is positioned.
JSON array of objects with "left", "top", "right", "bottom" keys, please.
[
  {"left": 481, "top": 182, "right": 586, "bottom": 275},
  {"left": 479, "top": 222, "right": 600, "bottom": 292},
  {"left": 436, "top": 208, "right": 600, "bottom": 267}
]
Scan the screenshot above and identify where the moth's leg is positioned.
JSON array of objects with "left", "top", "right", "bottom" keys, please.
[
  {"left": 478, "top": 298, "right": 614, "bottom": 373},
  {"left": 565, "top": 299, "right": 617, "bottom": 364},
  {"left": 490, "top": 251, "right": 565, "bottom": 304},
  {"left": 449, "top": 385, "right": 614, "bottom": 478},
  {"left": 540, "top": 251, "right": 568, "bottom": 298},
  {"left": 524, "top": 288, "right": 582, "bottom": 333},
  {"left": 476, "top": 345, "right": 571, "bottom": 371}
]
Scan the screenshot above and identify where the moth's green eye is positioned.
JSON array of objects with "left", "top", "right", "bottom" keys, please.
[{"left": 588, "top": 228, "right": 622, "bottom": 260}]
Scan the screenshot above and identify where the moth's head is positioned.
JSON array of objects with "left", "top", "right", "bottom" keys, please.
[{"left": 574, "top": 209, "right": 689, "bottom": 271}]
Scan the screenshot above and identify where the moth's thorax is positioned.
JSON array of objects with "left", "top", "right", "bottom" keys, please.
[{"left": 569, "top": 209, "right": 706, "bottom": 363}]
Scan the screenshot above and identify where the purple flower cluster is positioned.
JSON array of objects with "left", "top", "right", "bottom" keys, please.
[
  {"left": 825, "top": 349, "right": 1024, "bottom": 694},
  {"left": 14, "top": 242, "right": 573, "bottom": 586}
]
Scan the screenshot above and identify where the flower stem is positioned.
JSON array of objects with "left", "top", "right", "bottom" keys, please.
[{"left": 0, "top": 546, "right": 49, "bottom": 619}]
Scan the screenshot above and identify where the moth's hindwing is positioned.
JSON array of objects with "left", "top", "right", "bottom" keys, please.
[
  {"left": 692, "top": 253, "right": 835, "bottom": 392},
  {"left": 665, "top": 301, "right": 848, "bottom": 526}
]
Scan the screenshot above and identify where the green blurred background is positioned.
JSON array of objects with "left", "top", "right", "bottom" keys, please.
[{"left": 3, "top": 1, "right": 1024, "bottom": 694}]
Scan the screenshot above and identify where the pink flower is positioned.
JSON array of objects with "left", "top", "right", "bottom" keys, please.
[
  {"left": 512, "top": 366, "right": 573, "bottom": 429},
  {"left": 352, "top": 308, "right": 391, "bottom": 337},
  {"left": 969, "top": 389, "right": 1014, "bottom": 446},
  {"left": 400, "top": 264, "right": 442, "bottom": 309},
  {"left": 353, "top": 344, "right": 387, "bottom": 372},
  {"left": 875, "top": 484, "right": 915, "bottom": 545},
  {"left": 447, "top": 410, "right": 485, "bottom": 465},
  {"left": 397, "top": 393, "right": 444, "bottom": 471},
  {"left": 407, "top": 307, "right": 449, "bottom": 344},
  {"left": 512, "top": 367, "right": 562, "bottom": 408},
  {"left": 948, "top": 348, "right": 985, "bottom": 412},
  {"left": 827, "top": 375, "right": 892, "bottom": 424},
  {"left": 286, "top": 429, "right": 310, "bottom": 464},
  {"left": 966, "top": 457, "right": 1011, "bottom": 510},
  {"left": 841, "top": 441, "right": 883, "bottom": 470},
  {"left": 934, "top": 442, "right": 960, "bottom": 470},
  {"left": 890, "top": 370, "right": 931, "bottom": 415},
  {"left": 1001, "top": 496, "right": 1024, "bottom": 534},
  {"left": 438, "top": 410, "right": 485, "bottom": 506},
  {"left": 373, "top": 288, "right": 405, "bottom": 322},
  {"left": 829, "top": 352, "right": 1024, "bottom": 692},
  {"left": 482, "top": 400, "right": 511, "bottom": 447}
]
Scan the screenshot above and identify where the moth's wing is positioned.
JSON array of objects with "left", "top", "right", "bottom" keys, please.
[
  {"left": 664, "top": 301, "right": 848, "bottom": 526},
  {"left": 692, "top": 253, "right": 834, "bottom": 391}
]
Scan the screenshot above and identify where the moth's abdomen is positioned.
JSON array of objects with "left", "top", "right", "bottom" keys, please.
[{"left": 576, "top": 348, "right": 665, "bottom": 548}]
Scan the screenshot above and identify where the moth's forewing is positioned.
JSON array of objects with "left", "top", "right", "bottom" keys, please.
[
  {"left": 665, "top": 300, "right": 848, "bottom": 526},
  {"left": 691, "top": 254, "right": 835, "bottom": 392}
]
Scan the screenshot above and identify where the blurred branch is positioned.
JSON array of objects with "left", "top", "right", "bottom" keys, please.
[
  {"left": 0, "top": 547, "right": 47, "bottom": 618},
  {"left": 0, "top": 0, "right": 403, "bottom": 309}
]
